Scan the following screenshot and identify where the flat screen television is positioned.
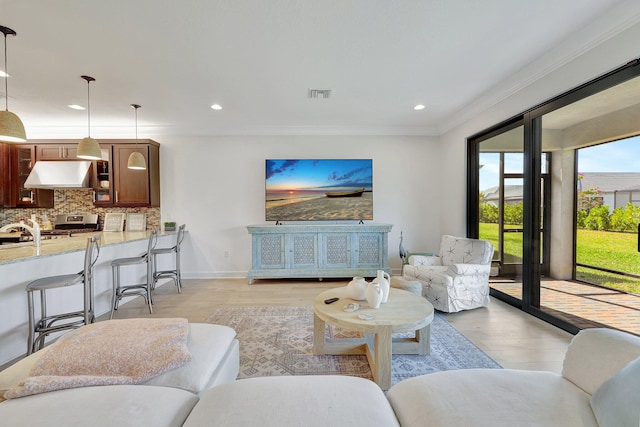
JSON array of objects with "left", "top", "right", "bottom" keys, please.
[{"left": 265, "top": 159, "right": 373, "bottom": 221}]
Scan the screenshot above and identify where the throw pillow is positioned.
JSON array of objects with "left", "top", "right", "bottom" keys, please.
[{"left": 590, "top": 356, "right": 640, "bottom": 427}]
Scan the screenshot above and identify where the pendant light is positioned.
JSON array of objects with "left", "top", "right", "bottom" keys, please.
[
  {"left": 76, "top": 75, "right": 102, "bottom": 160},
  {"left": 0, "top": 25, "right": 26, "bottom": 143},
  {"left": 127, "top": 104, "right": 146, "bottom": 170}
]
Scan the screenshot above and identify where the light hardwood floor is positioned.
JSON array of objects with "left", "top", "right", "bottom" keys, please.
[{"left": 104, "top": 278, "right": 574, "bottom": 374}]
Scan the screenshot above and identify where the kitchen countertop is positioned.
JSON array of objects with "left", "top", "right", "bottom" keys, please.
[{"left": 0, "top": 230, "right": 178, "bottom": 265}]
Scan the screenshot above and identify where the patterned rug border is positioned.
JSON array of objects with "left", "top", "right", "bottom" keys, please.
[{"left": 206, "top": 305, "right": 501, "bottom": 385}]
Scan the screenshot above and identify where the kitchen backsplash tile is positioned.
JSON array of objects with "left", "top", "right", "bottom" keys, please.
[{"left": 0, "top": 189, "right": 160, "bottom": 229}]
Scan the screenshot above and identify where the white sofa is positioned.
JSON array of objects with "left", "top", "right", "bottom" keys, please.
[
  {"left": 403, "top": 235, "right": 494, "bottom": 312},
  {"left": 0, "top": 375, "right": 398, "bottom": 427},
  {"left": 1, "top": 328, "right": 639, "bottom": 426},
  {"left": 388, "top": 327, "right": 640, "bottom": 427},
  {"left": 0, "top": 323, "right": 240, "bottom": 397}
]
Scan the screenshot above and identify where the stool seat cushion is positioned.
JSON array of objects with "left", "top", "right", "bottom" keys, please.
[
  {"left": 152, "top": 246, "right": 176, "bottom": 255},
  {"left": 0, "top": 385, "right": 198, "bottom": 427},
  {"left": 111, "top": 255, "right": 146, "bottom": 266},
  {"left": 26, "top": 273, "right": 83, "bottom": 291},
  {"left": 183, "top": 375, "right": 400, "bottom": 427}
]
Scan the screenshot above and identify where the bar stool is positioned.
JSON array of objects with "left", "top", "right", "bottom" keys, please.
[
  {"left": 26, "top": 235, "right": 100, "bottom": 355},
  {"left": 151, "top": 224, "right": 186, "bottom": 293},
  {"left": 110, "top": 229, "right": 157, "bottom": 319}
]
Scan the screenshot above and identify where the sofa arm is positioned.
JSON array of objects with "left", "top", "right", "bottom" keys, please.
[
  {"left": 408, "top": 255, "right": 441, "bottom": 267},
  {"left": 447, "top": 264, "right": 491, "bottom": 276},
  {"left": 562, "top": 328, "right": 640, "bottom": 395}
]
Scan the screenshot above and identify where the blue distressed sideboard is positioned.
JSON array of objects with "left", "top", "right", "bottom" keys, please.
[{"left": 247, "top": 223, "right": 393, "bottom": 284}]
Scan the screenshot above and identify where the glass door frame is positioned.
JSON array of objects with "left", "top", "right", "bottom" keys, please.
[{"left": 467, "top": 58, "right": 640, "bottom": 334}]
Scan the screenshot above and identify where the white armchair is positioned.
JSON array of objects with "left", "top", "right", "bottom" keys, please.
[{"left": 403, "top": 235, "right": 494, "bottom": 313}]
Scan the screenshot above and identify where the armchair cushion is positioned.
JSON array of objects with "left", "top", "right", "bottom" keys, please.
[
  {"left": 403, "top": 235, "right": 494, "bottom": 313},
  {"left": 407, "top": 255, "right": 442, "bottom": 267},
  {"left": 439, "top": 235, "right": 493, "bottom": 266},
  {"left": 448, "top": 263, "right": 491, "bottom": 276}
]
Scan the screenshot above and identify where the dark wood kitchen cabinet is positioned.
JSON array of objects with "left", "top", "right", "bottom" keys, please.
[
  {"left": 92, "top": 147, "right": 112, "bottom": 205},
  {"left": 36, "top": 144, "right": 78, "bottom": 160},
  {"left": 91, "top": 140, "right": 160, "bottom": 207},
  {"left": 112, "top": 142, "right": 160, "bottom": 207},
  {"left": 10, "top": 144, "right": 54, "bottom": 208},
  {"left": 2, "top": 139, "right": 159, "bottom": 208}
]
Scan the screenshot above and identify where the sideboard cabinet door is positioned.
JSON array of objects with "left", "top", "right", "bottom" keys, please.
[
  {"left": 321, "top": 233, "right": 351, "bottom": 269},
  {"left": 353, "top": 233, "right": 384, "bottom": 268},
  {"left": 253, "top": 233, "right": 285, "bottom": 270},
  {"left": 287, "top": 233, "right": 318, "bottom": 269}
]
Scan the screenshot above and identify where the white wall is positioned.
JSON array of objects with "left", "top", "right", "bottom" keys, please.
[
  {"left": 156, "top": 11, "right": 640, "bottom": 278},
  {"left": 157, "top": 135, "right": 441, "bottom": 278},
  {"left": 439, "top": 20, "right": 640, "bottom": 235}
]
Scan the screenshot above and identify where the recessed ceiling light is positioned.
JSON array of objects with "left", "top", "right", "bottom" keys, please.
[
  {"left": 211, "top": 104, "right": 222, "bottom": 110},
  {"left": 68, "top": 104, "right": 85, "bottom": 110},
  {"left": 0, "top": 70, "right": 9, "bottom": 78},
  {"left": 414, "top": 104, "right": 426, "bottom": 110}
]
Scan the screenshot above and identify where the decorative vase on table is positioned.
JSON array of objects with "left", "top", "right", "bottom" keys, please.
[
  {"left": 372, "top": 270, "right": 391, "bottom": 303},
  {"left": 346, "top": 276, "right": 368, "bottom": 301},
  {"left": 365, "top": 282, "right": 383, "bottom": 309}
]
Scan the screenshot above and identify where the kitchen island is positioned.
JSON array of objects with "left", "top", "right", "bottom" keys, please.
[{"left": 0, "top": 230, "right": 180, "bottom": 366}]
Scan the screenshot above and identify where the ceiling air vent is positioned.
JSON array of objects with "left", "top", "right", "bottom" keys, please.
[{"left": 308, "top": 89, "right": 332, "bottom": 99}]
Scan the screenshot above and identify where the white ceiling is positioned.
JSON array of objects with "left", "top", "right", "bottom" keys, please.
[{"left": 0, "top": 0, "right": 636, "bottom": 139}]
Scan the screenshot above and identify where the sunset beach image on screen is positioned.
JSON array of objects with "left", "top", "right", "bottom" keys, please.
[{"left": 265, "top": 159, "right": 373, "bottom": 221}]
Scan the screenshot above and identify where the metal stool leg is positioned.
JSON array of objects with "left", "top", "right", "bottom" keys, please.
[
  {"left": 110, "top": 264, "right": 119, "bottom": 319},
  {"left": 146, "top": 256, "right": 154, "bottom": 313},
  {"left": 175, "top": 248, "right": 182, "bottom": 292},
  {"left": 27, "top": 290, "right": 36, "bottom": 355},
  {"left": 37, "top": 289, "right": 47, "bottom": 352}
]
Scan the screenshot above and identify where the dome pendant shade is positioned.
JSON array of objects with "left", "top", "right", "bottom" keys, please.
[
  {"left": 0, "top": 25, "right": 27, "bottom": 143},
  {"left": 127, "top": 103, "right": 146, "bottom": 170},
  {"left": 127, "top": 151, "right": 146, "bottom": 170},
  {"left": 0, "top": 110, "right": 27, "bottom": 142},
  {"left": 77, "top": 136, "right": 102, "bottom": 160},
  {"left": 76, "top": 75, "right": 102, "bottom": 160}
]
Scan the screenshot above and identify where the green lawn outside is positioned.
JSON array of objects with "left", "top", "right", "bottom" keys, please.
[
  {"left": 576, "top": 229, "right": 640, "bottom": 294},
  {"left": 479, "top": 223, "right": 640, "bottom": 294},
  {"left": 479, "top": 223, "right": 523, "bottom": 264}
]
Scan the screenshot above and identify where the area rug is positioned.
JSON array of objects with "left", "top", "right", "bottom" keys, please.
[{"left": 206, "top": 306, "right": 500, "bottom": 386}]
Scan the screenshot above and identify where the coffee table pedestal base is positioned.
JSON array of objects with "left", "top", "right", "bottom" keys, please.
[{"left": 313, "top": 313, "right": 431, "bottom": 390}]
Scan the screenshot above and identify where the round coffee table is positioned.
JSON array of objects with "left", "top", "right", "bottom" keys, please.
[{"left": 313, "top": 286, "right": 434, "bottom": 389}]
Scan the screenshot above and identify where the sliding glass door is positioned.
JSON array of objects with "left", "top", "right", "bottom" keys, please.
[
  {"left": 476, "top": 126, "right": 525, "bottom": 303},
  {"left": 468, "top": 58, "right": 640, "bottom": 334},
  {"left": 535, "top": 73, "right": 640, "bottom": 332}
]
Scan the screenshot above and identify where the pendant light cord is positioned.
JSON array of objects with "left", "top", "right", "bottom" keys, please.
[
  {"left": 80, "top": 75, "right": 95, "bottom": 138},
  {"left": 1, "top": 26, "right": 18, "bottom": 113},
  {"left": 86, "top": 79, "right": 91, "bottom": 137},
  {"left": 131, "top": 104, "right": 141, "bottom": 145},
  {"left": 3, "top": 32, "right": 8, "bottom": 111}
]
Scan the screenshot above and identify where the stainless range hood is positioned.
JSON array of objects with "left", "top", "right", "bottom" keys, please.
[{"left": 24, "top": 161, "right": 92, "bottom": 189}]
